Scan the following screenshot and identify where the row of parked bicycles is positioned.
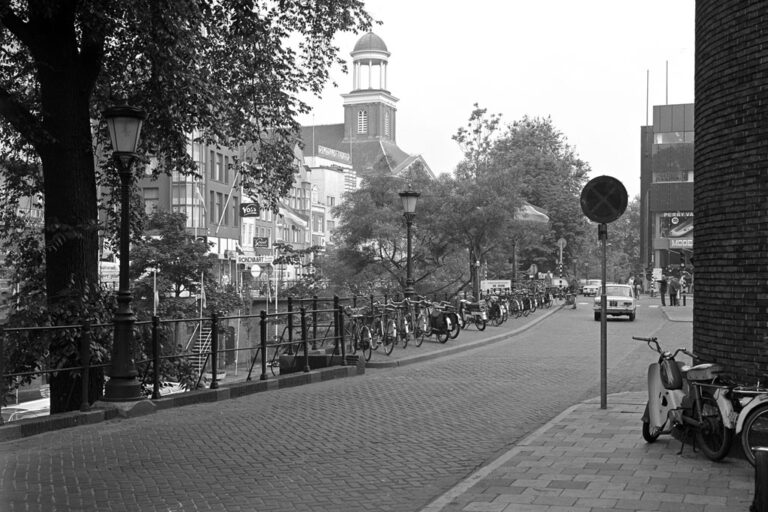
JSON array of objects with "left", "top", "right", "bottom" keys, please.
[{"left": 343, "top": 287, "right": 560, "bottom": 362}]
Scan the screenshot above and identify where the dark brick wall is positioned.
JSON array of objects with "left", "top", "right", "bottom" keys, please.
[{"left": 694, "top": 0, "right": 768, "bottom": 381}]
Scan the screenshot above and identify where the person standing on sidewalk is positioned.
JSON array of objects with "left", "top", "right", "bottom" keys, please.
[
  {"left": 669, "top": 276, "right": 680, "bottom": 306},
  {"left": 658, "top": 275, "right": 668, "bottom": 306}
]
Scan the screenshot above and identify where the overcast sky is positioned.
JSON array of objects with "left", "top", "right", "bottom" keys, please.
[{"left": 298, "top": 1, "right": 695, "bottom": 198}]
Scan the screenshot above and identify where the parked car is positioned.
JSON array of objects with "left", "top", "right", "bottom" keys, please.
[
  {"left": 593, "top": 284, "right": 636, "bottom": 321},
  {"left": 1, "top": 398, "right": 50, "bottom": 423},
  {"left": 582, "top": 279, "right": 601, "bottom": 296}
]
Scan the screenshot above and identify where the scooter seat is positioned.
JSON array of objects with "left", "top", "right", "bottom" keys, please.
[{"left": 684, "top": 363, "right": 724, "bottom": 381}]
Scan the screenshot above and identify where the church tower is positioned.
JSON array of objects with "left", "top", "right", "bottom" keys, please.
[{"left": 342, "top": 32, "right": 398, "bottom": 144}]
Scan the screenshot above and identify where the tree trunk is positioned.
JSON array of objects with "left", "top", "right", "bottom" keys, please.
[{"left": 37, "top": 34, "right": 102, "bottom": 413}]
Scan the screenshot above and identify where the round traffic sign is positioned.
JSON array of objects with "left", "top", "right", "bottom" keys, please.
[
  {"left": 249, "top": 265, "right": 261, "bottom": 278},
  {"left": 557, "top": 238, "right": 567, "bottom": 249},
  {"left": 580, "top": 176, "right": 628, "bottom": 224}
]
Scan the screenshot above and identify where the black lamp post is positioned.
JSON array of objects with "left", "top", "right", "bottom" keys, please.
[
  {"left": 398, "top": 189, "right": 420, "bottom": 298},
  {"left": 102, "top": 103, "right": 146, "bottom": 402}
]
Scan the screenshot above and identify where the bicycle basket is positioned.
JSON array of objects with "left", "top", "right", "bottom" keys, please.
[{"left": 660, "top": 359, "right": 683, "bottom": 390}]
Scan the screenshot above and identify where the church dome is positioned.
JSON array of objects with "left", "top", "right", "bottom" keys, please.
[{"left": 351, "top": 32, "right": 390, "bottom": 58}]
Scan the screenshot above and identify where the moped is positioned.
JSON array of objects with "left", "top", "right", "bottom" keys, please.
[
  {"left": 457, "top": 299, "right": 487, "bottom": 331},
  {"left": 634, "top": 335, "right": 736, "bottom": 461}
]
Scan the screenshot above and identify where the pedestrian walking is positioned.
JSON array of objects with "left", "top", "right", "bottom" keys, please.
[
  {"left": 669, "top": 277, "right": 680, "bottom": 306},
  {"left": 633, "top": 276, "right": 641, "bottom": 299},
  {"left": 658, "top": 275, "right": 668, "bottom": 306}
]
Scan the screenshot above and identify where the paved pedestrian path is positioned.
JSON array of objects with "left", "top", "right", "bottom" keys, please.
[{"left": 420, "top": 391, "right": 753, "bottom": 512}]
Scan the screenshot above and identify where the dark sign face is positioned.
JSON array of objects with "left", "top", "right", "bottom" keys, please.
[
  {"left": 253, "top": 237, "right": 269, "bottom": 248},
  {"left": 240, "top": 203, "right": 260, "bottom": 217},
  {"left": 580, "top": 176, "right": 628, "bottom": 224}
]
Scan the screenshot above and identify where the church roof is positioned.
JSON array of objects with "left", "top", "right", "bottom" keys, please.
[
  {"left": 299, "top": 124, "right": 433, "bottom": 178},
  {"left": 352, "top": 32, "right": 389, "bottom": 56}
]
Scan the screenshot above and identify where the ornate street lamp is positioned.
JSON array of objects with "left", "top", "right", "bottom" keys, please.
[
  {"left": 102, "top": 103, "right": 146, "bottom": 402},
  {"left": 398, "top": 189, "right": 420, "bottom": 299}
]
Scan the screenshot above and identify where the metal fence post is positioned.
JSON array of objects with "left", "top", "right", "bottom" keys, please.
[
  {"left": 301, "top": 307, "right": 310, "bottom": 372},
  {"left": 79, "top": 321, "right": 91, "bottom": 412},
  {"left": 210, "top": 312, "right": 219, "bottom": 389},
  {"left": 260, "top": 310, "right": 267, "bottom": 381},
  {"left": 0, "top": 327, "right": 4, "bottom": 425},
  {"left": 338, "top": 300, "right": 346, "bottom": 362},
  {"left": 312, "top": 295, "right": 318, "bottom": 350},
  {"left": 286, "top": 297, "right": 294, "bottom": 355},
  {"left": 151, "top": 315, "right": 160, "bottom": 399},
  {"left": 333, "top": 296, "right": 340, "bottom": 355}
]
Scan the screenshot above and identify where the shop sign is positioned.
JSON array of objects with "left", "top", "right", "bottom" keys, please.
[
  {"left": 240, "top": 203, "right": 260, "bottom": 217},
  {"left": 660, "top": 211, "right": 694, "bottom": 239},
  {"left": 237, "top": 255, "right": 274, "bottom": 264},
  {"left": 253, "top": 236, "right": 269, "bottom": 248},
  {"left": 670, "top": 238, "right": 694, "bottom": 249},
  {"left": 481, "top": 280, "right": 511, "bottom": 292}
]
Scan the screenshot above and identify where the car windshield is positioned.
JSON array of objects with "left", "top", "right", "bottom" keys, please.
[
  {"left": 587, "top": 280, "right": 601, "bottom": 287},
  {"left": 604, "top": 286, "right": 632, "bottom": 297}
]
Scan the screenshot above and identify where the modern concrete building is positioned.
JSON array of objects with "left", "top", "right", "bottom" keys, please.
[{"left": 639, "top": 103, "right": 694, "bottom": 277}]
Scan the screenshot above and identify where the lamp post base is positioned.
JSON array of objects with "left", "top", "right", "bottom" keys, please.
[
  {"left": 93, "top": 398, "right": 156, "bottom": 418},
  {"left": 103, "top": 378, "right": 143, "bottom": 402}
]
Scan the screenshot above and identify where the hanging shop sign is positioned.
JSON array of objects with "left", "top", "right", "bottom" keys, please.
[{"left": 240, "top": 203, "right": 261, "bottom": 218}]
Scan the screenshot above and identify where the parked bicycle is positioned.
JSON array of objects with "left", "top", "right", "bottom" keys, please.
[
  {"left": 382, "top": 299, "right": 413, "bottom": 355},
  {"left": 344, "top": 305, "right": 373, "bottom": 362}
]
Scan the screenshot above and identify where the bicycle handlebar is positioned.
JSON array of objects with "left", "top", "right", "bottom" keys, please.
[{"left": 632, "top": 336, "right": 696, "bottom": 360}]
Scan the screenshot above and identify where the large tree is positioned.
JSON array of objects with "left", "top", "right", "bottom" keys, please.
[{"left": 0, "top": 1, "right": 372, "bottom": 411}]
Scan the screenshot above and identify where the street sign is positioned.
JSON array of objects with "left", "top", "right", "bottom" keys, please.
[
  {"left": 580, "top": 176, "right": 628, "bottom": 224},
  {"left": 249, "top": 265, "right": 261, "bottom": 278},
  {"left": 557, "top": 238, "right": 567, "bottom": 249}
]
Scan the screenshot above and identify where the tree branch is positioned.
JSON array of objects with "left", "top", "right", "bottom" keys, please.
[
  {"left": 0, "top": 86, "right": 47, "bottom": 150},
  {"left": 0, "top": 1, "right": 33, "bottom": 47}
]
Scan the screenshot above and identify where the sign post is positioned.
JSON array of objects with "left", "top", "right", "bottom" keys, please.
[{"left": 580, "top": 176, "right": 628, "bottom": 409}]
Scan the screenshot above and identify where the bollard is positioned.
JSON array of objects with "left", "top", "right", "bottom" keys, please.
[
  {"left": 683, "top": 294, "right": 687, "bottom": 306},
  {"left": 754, "top": 447, "right": 768, "bottom": 512}
]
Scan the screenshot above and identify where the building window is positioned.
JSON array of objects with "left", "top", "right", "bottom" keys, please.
[
  {"left": 216, "top": 154, "right": 223, "bottom": 182},
  {"left": 209, "top": 150, "right": 215, "bottom": 179},
  {"left": 384, "top": 111, "right": 390, "bottom": 136},
  {"left": 210, "top": 191, "right": 216, "bottom": 222},
  {"left": 233, "top": 197, "right": 239, "bottom": 227},
  {"left": 143, "top": 188, "right": 159, "bottom": 215},
  {"left": 327, "top": 220, "right": 335, "bottom": 231},
  {"left": 357, "top": 110, "right": 368, "bottom": 134},
  {"left": 327, "top": 196, "right": 335, "bottom": 207}
]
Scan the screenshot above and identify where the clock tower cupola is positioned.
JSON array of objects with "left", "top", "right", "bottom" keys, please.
[{"left": 342, "top": 32, "right": 398, "bottom": 144}]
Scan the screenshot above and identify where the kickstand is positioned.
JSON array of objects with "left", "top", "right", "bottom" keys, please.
[{"left": 677, "top": 426, "right": 692, "bottom": 456}]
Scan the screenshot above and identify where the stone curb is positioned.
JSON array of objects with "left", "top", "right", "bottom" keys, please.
[
  {"left": 0, "top": 363, "right": 363, "bottom": 443},
  {"left": 366, "top": 304, "right": 564, "bottom": 369}
]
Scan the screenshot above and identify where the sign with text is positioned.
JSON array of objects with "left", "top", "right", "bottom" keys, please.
[
  {"left": 240, "top": 203, "right": 260, "bottom": 218},
  {"left": 253, "top": 236, "right": 270, "bottom": 248},
  {"left": 480, "top": 280, "right": 512, "bottom": 293}
]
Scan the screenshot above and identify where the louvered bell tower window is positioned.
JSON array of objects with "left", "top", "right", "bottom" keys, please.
[{"left": 357, "top": 110, "right": 368, "bottom": 134}]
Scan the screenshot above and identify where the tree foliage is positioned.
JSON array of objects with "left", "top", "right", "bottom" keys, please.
[{"left": 0, "top": 1, "right": 372, "bottom": 411}]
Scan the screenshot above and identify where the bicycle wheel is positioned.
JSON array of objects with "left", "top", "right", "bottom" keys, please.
[
  {"left": 437, "top": 316, "right": 451, "bottom": 343},
  {"left": 358, "top": 325, "right": 373, "bottom": 362},
  {"left": 268, "top": 348, "right": 280, "bottom": 376},
  {"left": 415, "top": 312, "right": 429, "bottom": 347},
  {"left": 383, "top": 319, "right": 397, "bottom": 355},
  {"left": 402, "top": 315, "right": 412, "bottom": 349},
  {"left": 476, "top": 317, "right": 486, "bottom": 331},
  {"left": 741, "top": 403, "right": 768, "bottom": 466},
  {"left": 694, "top": 394, "right": 734, "bottom": 461},
  {"left": 447, "top": 312, "right": 461, "bottom": 339}
]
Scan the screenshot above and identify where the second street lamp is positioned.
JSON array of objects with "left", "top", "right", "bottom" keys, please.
[
  {"left": 102, "top": 103, "right": 147, "bottom": 402},
  {"left": 399, "top": 189, "right": 420, "bottom": 299}
]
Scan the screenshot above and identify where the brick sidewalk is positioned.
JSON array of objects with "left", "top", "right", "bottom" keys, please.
[{"left": 421, "top": 391, "right": 755, "bottom": 512}]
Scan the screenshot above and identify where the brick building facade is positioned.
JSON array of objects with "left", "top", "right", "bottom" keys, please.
[{"left": 694, "top": 0, "right": 768, "bottom": 380}]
